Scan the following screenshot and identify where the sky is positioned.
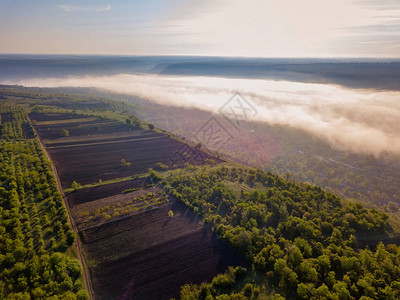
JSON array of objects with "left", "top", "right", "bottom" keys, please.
[{"left": 0, "top": 0, "right": 400, "bottom": 57}]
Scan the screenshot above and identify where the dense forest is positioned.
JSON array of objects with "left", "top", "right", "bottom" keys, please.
[
  {"left": 0, "top": 103, "right": 87, "bottom": 299},
  {"left": 162, "top": 165, "right": 400, "bottom": 299}
]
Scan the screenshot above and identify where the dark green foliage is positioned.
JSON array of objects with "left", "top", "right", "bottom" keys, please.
[
  {"left": 164, "top": 165, "right": 397, "bottom": 299},
  {"left": 148, "top": 168, "right": 161, "bottom": 182},
  {"left": 180, "top": 267, "right": 247, "bottom": 300},
  {"left": 121, "top": 187, "right": 139, "bottom": 194},
  {"left": 0, "top": 105, "right": 86, "bottom": 298}
]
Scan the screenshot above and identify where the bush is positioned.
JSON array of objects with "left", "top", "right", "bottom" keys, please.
[
  {"left": 65, "top": 230, "right": 76, "bottom": 246},
  {"left": 71, "top": 181, "right": 82, "bottom": 191},
  {"left": 60, "top": 128, "right": 69, "bottom": 137},
  {"left": 76, "top": 290, "right": 89, "bottom": 300}
]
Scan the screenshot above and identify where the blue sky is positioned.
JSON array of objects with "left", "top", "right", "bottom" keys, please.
[{"left": 1, "top": 0, "right": 400, "bottom": 57}]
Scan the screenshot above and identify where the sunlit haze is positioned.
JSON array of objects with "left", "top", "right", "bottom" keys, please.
[
  {"left": 8, "top": 74, "right": 400, "bottom": 156},
  {"left": 1, "top": 0, "right": 400, "bottom": 57}
]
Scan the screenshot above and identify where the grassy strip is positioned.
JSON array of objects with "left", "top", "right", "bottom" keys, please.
[
  {"left": 65, "top": 172, "right": 149, "bottom": 193},
  {"left": 34, "top": 117, "right": 97, "bottom": 125}
]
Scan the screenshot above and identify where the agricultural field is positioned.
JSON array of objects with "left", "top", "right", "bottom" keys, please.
[
  {"left": 30, "top": 112, "right": 219, "bottom": 189},
  {"left": 79, "top": 199, "right": 247, "bottom": 300},
  {"left": 31, "top": 111, "right": 245, "bottom": 300}
]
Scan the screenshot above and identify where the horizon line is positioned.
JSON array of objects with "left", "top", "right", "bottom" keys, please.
[{"left": 1, "top": 53, "right": 400, "bottom": 60}]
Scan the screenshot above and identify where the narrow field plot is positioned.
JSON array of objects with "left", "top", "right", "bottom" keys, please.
[
  {"left": 46, "top": 132, "right": 164, "bottom": 148},
  {"left": 34, "top": 117, "right": 98, "bottom": 125},
  {"left": 34, "top": 119, "right": 133, "bottom": 139},
  {"left": 29, "top": 112, "right": 91, "bottom": 122},
  {"left": 82, "top": 201, "right": 247, "bottom": 300},
  {"left": 66, "top": 177, "right": 148, "bottom": 206},
  {"left": 30, "top": 112, "right": 138, "bottom": 140},
  {"left": 73, "top": 187, "right": 167, "bottom": 230},
  {"left": 44, "top": 131, "right": 155, "bottom": 146}
]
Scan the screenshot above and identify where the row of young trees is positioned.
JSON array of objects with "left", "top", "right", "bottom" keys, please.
[
  {"left": 163, "top": 165, "right": 400, "bottom": 299},
  {"left": 0, "top": 104, "right": 87, "bottom": 299}
]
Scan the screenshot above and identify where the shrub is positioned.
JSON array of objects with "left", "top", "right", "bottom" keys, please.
[
  {"left": 71, "top": 181, "right": 82, "bottom": 191},
  {"left": 60, "top": 128, "right": 69, "bottom": 137}
]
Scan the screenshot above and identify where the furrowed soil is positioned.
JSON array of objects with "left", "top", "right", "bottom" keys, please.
[
  {"left": 31, "top": 112, "right": 219, "bottom": 188},
  {"left": 30, "top": 112, "right": 91, "bottom": 122},
  {"left": 82, "top": 201, "right": 248, "bottom": 300},
  {"left": 32, "top": 112, "right": 243, "bottom": 300},
  {"left": 66, "top": 177, "right": 147, "bottom": 206}
]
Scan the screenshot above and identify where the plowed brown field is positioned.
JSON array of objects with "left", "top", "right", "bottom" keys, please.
[{"left": 32, "top": 112, "right": 245, "bottom": 300}]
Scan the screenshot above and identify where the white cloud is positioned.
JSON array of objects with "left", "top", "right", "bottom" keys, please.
[{"left": 58, "top": 4, "right": 111, "bottom": 13}]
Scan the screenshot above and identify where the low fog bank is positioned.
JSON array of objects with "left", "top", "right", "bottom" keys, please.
[
  {"left": 4, "top": 74, "right": 400, "bottom": 157},
  {"left": 160, "top": 60, "right": 400, "bottom": 91},
  {"left": 2, "top": 56, "right": 400, "bottom": 90}
]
